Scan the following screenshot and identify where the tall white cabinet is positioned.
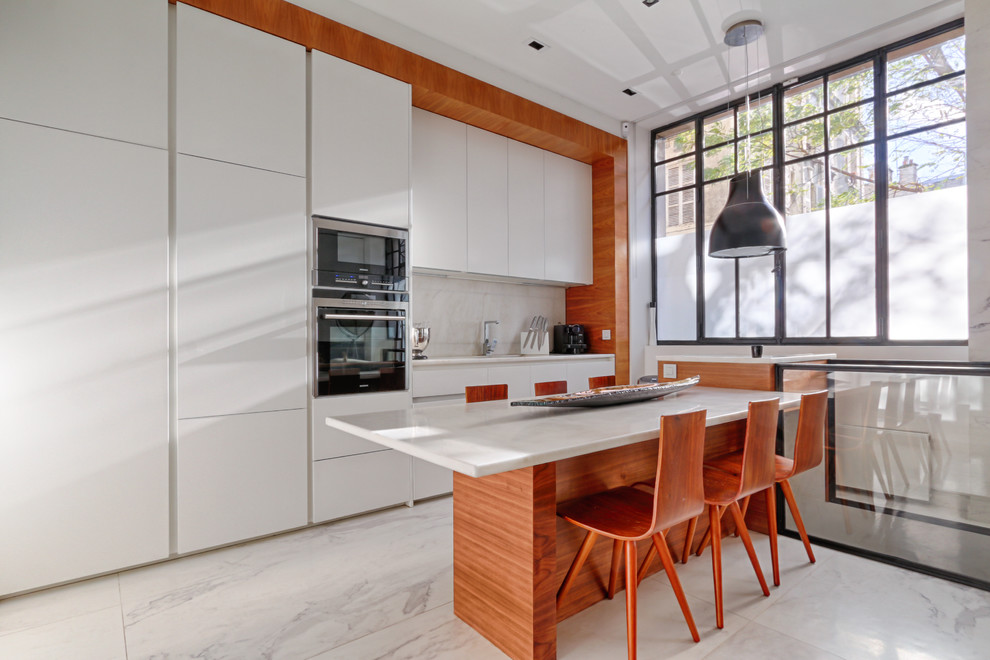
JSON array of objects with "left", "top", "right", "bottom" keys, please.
[
  {"left": 0, "top": 0, "right": 169, "bottom": 596},
  {"left": 544, "top": 152, "right": 594, "bottom": 285},
  {"left": 174, "top": 5, "right": 308, "bottom": 554}
]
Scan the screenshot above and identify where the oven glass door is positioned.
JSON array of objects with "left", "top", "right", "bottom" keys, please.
[
  {"left": 315, "top": 303, "right": 407, "bottom": 396},
  {"left": 314, "top": 217, "right": 407, "bottom": 290}
]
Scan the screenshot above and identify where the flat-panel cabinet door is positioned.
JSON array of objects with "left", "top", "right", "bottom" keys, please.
[
  {"left": 176, "top": 155, "right": 307, "bottom": 419},
  {"left": 487, "top": 365, "right": 531, "bottom": 400},
  {"left": 0, "top": 120, "right": 168, "bottom": 596},
  {"left": 411, "top": 108, "right": 467, "bottom": 271},
  {"left": 0, "top": 0, "right": 166, "bottom": 147},
  {"left": 545, "top": 152, "right": 593, "bottom": 285},
  {"left": 508, "top": 140, "right": 546, "bottom": 280},
  {"left": 313, "top": 451, "right": 412, "bottom": 523},
  {"left": 177, "top": 4, "right": 305, "bottom": 176},
  {"left": 566, "top": 359, "right": 615, "bottom": 393},
  {"left": 413, "top": 459, "right": 453, "bottom": 500},
  {"left": 312, "top": 51, "right": 411, "bottom": 227},
  {"left": 313, "top": 391, "right": 412, "bottom": 460},
  {"left": 176, "top": 409, "right": 308, "bottom": 553},
  {"left": 467, "top": 126, "right": 508, "bottom": 275}
]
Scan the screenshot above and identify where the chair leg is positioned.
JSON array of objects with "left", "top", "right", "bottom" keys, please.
[
  {"left": 557, "top": 530, "right": 598, "bottom": 608},
  {"left": 681, "top": 516, "right": 698, "bottom": 564},
  {"left": 734, "top": 495, "right": 751, "bottom": 537},
  {"left": 624, "top": 540, "right": 638, "bottom": 660},
  {"left": 696, "top": 505, "right": 728, "bottom": 557},
  {"left": 652, "top": 532, "right": 700, "bottom": 643},
  {"left": 780, "top": 478, "right": 816, "bottom": 563},
  {"left": 727, "top": 500, "right": 770, "bottom": 597},
  {"left": 608, "top": 539, "right": 623, "bottom": 599},
  {"left": 637, "top": 540, "right": 656, "bottom": 585},
  {"left": 709, "top": 504, "right": 724, "bottom": 629},
  {"left": 765, "top": 486, "right": 779, "bottom": 587}
]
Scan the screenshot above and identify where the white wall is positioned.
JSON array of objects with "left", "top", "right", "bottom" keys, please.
[{"left": 968, "top": 0, "right": 990, "bottom": 361}]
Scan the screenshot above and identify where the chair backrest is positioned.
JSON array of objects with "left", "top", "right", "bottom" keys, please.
[
  {"left": 652, "top": 409, "right": 707, "bottom": 532},
  {"left": 588, "top": 375, "right": 615, "bottom": 389},
  {"left": 465, "top": 384, "right": 508, "bottom": 403},
  {"left": 737, "top": 398, "right": 780, "bottom": 499},
  {"left": 534, "top": 380, "right": 568, "bottom": 396},
  {"left": 789, "top": 390, "right": 829, "bottom": 477}
]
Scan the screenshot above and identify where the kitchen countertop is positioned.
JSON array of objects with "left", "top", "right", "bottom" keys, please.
[
  {"left": 657, "top": 353, "right": 835, "bottom": 364},
  {"left": 412, "top": 353, "right": 614, "bottom": 366},
  {"left": 325, "top": 385, "right": 800, "bottom": 477}
]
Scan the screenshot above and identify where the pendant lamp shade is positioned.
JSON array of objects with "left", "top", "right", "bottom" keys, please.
[{"left": 708, "top": 171, "right": 786, "bottom": 258}]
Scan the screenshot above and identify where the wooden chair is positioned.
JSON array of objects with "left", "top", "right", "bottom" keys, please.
[
  {"left": 704, "top": 390, "right": 828, "bottom": 575},
  {"left": 534, "top": 380, "right": 568, "bottom": 396},
  {"left": 464, "top": 384, "right": 508, "bottom": 403},
  {"left": 556, "top": 410, "right": 708, "bottom": 658},
  {"left": 681, "top": 398, "right": 779, "bottom": 629},
  {"left": 588, "top": 375, "right": 616, "bottom": 389}
]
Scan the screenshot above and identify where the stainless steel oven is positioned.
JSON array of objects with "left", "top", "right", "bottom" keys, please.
[{"left": 313, "top": 216, "right": 407, "bottom": 297}]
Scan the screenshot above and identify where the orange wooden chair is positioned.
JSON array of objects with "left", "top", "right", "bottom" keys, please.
[
  {"left": 682, "top": 398, "right": 779, "bottom": 628},
  {"left": 464, "top": 384, "right": 508, "bottom": 403},
  {"left": 588, "top": 375, "right": 616, "bottom": 389},
  {"left": 703, "top": 390, "right": 828, "bottom": 577},
  {"left": 556, "top": 410, "right": 708, "bottom": 658},
  {"left": 534, "top": 380, "right": 568, "bottom": 396}
]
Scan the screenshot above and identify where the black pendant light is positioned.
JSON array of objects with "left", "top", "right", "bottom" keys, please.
[
  {"left": 708, "top": 170, "right": 786, "bottom": 258},
  {"left": 708, "top": 19, "right": 787, "bottom": 259}
]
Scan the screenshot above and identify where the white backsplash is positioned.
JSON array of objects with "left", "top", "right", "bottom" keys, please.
[{"left": 412, "top": 274, "right": 567, "bottom": 357}]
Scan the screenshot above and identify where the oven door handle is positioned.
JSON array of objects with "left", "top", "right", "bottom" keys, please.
[{"left": 321, "top": 313, "right": 406, "bottom": 321}]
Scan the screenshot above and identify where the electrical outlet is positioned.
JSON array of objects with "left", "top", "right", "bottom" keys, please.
[
  {"left": 662, "top": 363, "right": 677, "bottom": 378},
  {"left": 602, "top": 329, "right": 611, "bottom": 340}
]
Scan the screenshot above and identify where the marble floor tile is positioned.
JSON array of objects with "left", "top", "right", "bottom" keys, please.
[
  {"left": 0, "top": 606, "right": 126, "bottom": 660},
  {"left": 754, "top": 551, "right": 990, "bottom": 660},
  {"left": 0, "top": 574, "right": 120, "bottom": 636},
  {"left": 700, "top": 622, "right": 844, "bottom": 660}
]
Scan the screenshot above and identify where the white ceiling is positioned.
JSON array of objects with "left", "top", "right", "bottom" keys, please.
[{"left": 291, "top": 0, "right": 964, "bottom": 134}]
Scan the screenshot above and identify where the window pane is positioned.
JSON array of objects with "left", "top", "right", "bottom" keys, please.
[
  {"left": 702, "top": 178, "right": 729, "bottom": 229},
  {"left": 887, "top": 29, "right": 965, "bottom": 93},
  {"left": 830, "top": 144, "right": 876, "bottom": 208},
  {"left": 655, "top": 232, "right": 698, "bottom": 340},
  {"left": 655, "top": 122, "right": 696, "bottom": 162},
  {"left": 739, "top": 255, "right": 776, "bottom": 337},
  {"left": 655, "top": 154, "right": 696, "bottom": 192},
  {"left": 784, "top": 118, "right": 825, "bottom": 161},
  {"left": 785, "top": 157, "right": 827, "bottom": 337},
  {"left": 887, "top": 76, "right": 966, "bottom": 136},
  {"left": 888, "top": 123, "right": 966, "bottom": 195},
  {"left": 785, "top": 157, "right": 827, "bottom": 215},
  {"left": 738, "top": 97, "right": 773, "bottom": 136},
  {"left": 657, "top": 189, "right": 696, "bottom": 236},
  {"left": 785, "top": 79, "right": 824, "bottom": 122},
  {"left": 828, "top": 102, "right": 874, "bottom": 149},
  {"left": 703, "top": 109, "right": 734, "bottom": 147},
  {"left": 703, "top": 180, "right": 735, "bottom": 338},
  {"left": 828, "top": 62, "right": 874, "bottom": 109},
  {"left": 704, "top": 143, "right": 736, "bottom": 181},
  {"left": 830, "top": 202, "right": 877, "bottom": 336},
  {"left": 738, "top": 132, "right": 773, "bottom": 171}
]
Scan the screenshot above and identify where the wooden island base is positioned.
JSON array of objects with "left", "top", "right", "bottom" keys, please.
[{"left": 452, "top": 418, "right": 756, "bottom": 660}]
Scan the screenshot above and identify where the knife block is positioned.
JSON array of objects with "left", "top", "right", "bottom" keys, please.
[{"left": 520, "top": 331, "right": 549, "bottom": 355}]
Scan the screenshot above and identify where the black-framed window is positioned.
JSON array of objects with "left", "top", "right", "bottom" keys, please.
[{"left": 652, "top": 21, "right": 967, "bottom": 345}]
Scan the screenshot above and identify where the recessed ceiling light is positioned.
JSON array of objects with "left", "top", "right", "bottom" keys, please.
[
  {"left": 622, "top": 88, "right": 638, "bottom": 96},
  {"left": 527, "top": 39, "right": 547, "bottom": 51},
  {"left": 643, "top": 0, "right": 660, "bottom": 6}
]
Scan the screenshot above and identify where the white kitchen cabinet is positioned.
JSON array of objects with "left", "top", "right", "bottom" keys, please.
[
  {"left": 411, "top": 357, "right": 614, "bottom": 401},
  {"left": 0, "top": 0, "right": 166, "bottom": 148},
  {"left": 411, "top": 108, "right": 468, "bottom": 271},
  {"left": 487, "top": 364, "right": 532, "bottom": 399},
  {"left": 566, "top": 359, "right": 615, "bottom": 393},
  {"left": 0, "top": 120, "right": 168, "bottom": 596},
  {"left": 413, "top": 460, "right": 453, "bottom": 501},
  {"left": 545, "top": 152, "right": 594, "bottom": 285},
  {"left": 176, "top": 155, "right": 307, "bottom": 419},
  {"left": 412, "top": 365, "right": 488, "bottom": 398},
  {"left": 312, "top": 51, "right": 411, "bottom": 227},
  {"left": 176, "top": 409, "right": 308, "bottom": 553},
  {"left": 467, "top": 126, "right": 509, "bottom": 275},
  {"left": 530, "top": 363, "right": 568, "bottom": 393},
  {"left": 177, "top": 4, "right": 305, "bottom": 176},
  {"left": 313, "top": 451, "right": 412, "bottom": 523},
  {"left": 508, "top": 140, "right": 546, "bottom": 280},
  {"left": 313, "top": 391, "right": 411, "bottom": 460}
]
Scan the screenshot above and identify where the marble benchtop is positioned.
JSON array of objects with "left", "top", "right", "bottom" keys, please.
[
  {"left": 413, "top": 353, "right": 614, "bottom": 367},
  {"left": 325, "top": 386, "right": 802, "bottom": 478}
]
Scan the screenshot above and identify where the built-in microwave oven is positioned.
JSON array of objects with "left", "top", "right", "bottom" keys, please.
[{"left": 313, "top": 216, "right": 407, "bottom": 297}]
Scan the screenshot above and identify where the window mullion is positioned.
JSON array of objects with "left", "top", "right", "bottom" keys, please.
[{"left": 875, "top": 51, "right": 890, "bottom": 342}]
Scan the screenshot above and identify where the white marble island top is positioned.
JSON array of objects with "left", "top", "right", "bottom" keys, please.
[{"left": 325, "top": 386, "right": 801, "bottom": 478}]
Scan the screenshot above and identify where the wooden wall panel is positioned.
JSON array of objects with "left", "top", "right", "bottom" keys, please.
[
  {"left": 657, "top": 361, "right": 776, "bottom": 391},
  {"left": 181, "top": 0, "right": 631, "bottom": 386}
]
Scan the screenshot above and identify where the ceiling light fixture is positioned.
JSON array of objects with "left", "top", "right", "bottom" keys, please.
[
  {"left": 708, "top": 18, "right": 786, "bottom": 259},
  {"left": 527, "top": 39, "right": 547, "bottom": 51},
  {"left": 622, "top": 88, "right": 638, "bottom": 96},
  {"left": 643, "top": 0, "right": 660, "bottom": 6}
]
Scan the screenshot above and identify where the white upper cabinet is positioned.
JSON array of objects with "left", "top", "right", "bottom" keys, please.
[
  {"left": 0, "top": 120, "right": 169, "bottom": 596},
  {"left": 412, "top": 108, "right": 468, "bottom": 271},
  {"left": 508, "top": 140, "right": 546, "bottom": 280},
  {"left": 177, "top": 4, "right": 305, "bottom": 176},
  {"left": 545, "top": 152, "right": 594, "bottom": 285},
  {"left": 0, "top": 0, "right": 166, "bottom": 147},
  {"left": 176, "top": 155, "right": 307, "bottom": 420},
  {"left": 312, "top": 51, "right": 411, "bottom": 227},
  {"left": 467, "top": 127, "right": 509, "bottom": 275}
]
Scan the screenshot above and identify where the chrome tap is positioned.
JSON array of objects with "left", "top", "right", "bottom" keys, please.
[{"left": 483, "top": 320, "right": 500, "bottom": 356}]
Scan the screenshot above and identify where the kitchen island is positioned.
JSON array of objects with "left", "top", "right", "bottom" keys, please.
[{"left": 326, "top": 386, "right": 803, "bottom": 660}]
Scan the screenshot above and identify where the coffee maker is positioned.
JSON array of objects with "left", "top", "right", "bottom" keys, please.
[{"left": 553, "top": 324, "right": 588, "bottom": 354}]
